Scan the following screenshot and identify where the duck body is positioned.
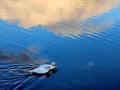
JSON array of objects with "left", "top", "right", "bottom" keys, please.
[{"left": 30, "top": 62, "right": 57, "bottom": 74}]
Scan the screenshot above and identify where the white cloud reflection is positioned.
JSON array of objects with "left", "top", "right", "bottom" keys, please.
[{"left": 0, "top": 0, "right": 119, "bottom": 36}]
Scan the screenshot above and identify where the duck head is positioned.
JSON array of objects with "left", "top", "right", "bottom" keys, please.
[
  {"left": 51, "top": 62, "right": 57, "bottom": 67},
  {"left": 44, "top": 62, "right": 57, "bottom": 70}
]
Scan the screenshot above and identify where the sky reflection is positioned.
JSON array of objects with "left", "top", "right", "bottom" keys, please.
[{"left": 0, "top": 0, "right": 119, "bottom": 36}]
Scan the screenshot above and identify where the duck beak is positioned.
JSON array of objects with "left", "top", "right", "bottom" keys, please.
[{"left": 53, "top": 64, "right": 57, "bottom": 67}]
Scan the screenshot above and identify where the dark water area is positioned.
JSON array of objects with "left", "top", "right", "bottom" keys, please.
[{"left": 0, "top": 1, "right": 120, "bottom": 90}]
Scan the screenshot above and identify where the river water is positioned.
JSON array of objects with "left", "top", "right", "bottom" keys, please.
[{"left": 0, "top": 0, "right": 120, "bottom": 90}]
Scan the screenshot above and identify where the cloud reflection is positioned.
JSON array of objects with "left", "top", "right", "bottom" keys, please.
[
  {"left": 0, "top": 45, "right": 48, "bottom": 64},
  {"left": 47, "top": 18, "right": 115, "bottom": 36},
  {"left": 0, "top": 0, "right": 119, "bottom": 36}
]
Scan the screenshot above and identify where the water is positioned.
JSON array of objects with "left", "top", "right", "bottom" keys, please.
[{"left": 0, "top": 0, "right": 120, "bottom": 90}]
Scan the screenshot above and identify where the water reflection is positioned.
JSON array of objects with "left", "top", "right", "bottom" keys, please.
[
  {"left": 0, "top": 0, "right": 119, "bottom": 36},
  {"left": 48, "top": 18, "right": 115, "bottom": 36},
  {"left": 0, "top": 45, "right": 48, "bottom": 64}
]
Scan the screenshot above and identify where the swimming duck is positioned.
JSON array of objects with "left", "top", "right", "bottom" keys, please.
[{"left": 30, "top": 62, "right": 57, "bottom": 74}]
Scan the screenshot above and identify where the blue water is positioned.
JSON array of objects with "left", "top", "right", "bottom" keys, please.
[{"left": 0, "top": 3, "right": 120, "bottom": 90}]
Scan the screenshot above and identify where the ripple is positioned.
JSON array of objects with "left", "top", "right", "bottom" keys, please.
[{"left": 0, "top": 62, "right": 49, "bottom": 90}]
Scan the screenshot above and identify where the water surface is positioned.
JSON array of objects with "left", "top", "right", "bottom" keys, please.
[{"left": 0, "top": 0, "right": 120, "bottom": 90}]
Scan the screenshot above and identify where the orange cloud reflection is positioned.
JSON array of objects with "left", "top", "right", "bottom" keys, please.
[{"left": 0, "top": 0, "right": 119, "bottom": 36}]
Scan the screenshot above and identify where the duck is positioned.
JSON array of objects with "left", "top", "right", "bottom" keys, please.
[{"left": 29, "top": 62, "right": 57, "bottom": 74}]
